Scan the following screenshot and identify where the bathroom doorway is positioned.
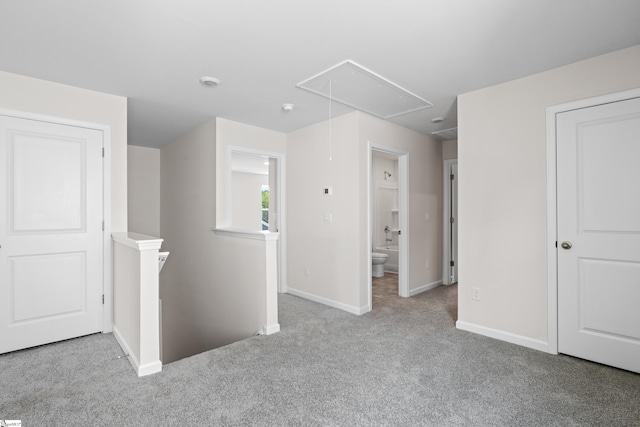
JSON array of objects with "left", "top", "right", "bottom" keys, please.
[{"left": 368, "top": 142, "right": 409, "bottom": 310}]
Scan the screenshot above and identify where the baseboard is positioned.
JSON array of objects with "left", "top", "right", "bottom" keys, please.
[
  {"left": 263, "top": 323, "right": 281, "bottom": 335},
  {"left": 287, "top": 288, "right": 369, "bottom": 315},
  {"left": 113, "top": 326, "right": 162, "bottom": 377},
  {"left": 408, "top": 280, "right": 443, "bottom": 296},
  {"left": 137, "top": 360, "right": 162, "bottom": 377},
  {"left": 455, "top": 320, "right": 550, "bottom": 353}
]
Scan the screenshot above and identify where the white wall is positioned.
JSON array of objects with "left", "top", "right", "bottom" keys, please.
[
  {"left": 287, "top": 112, "right": 362, "bottom": 311},
  {"left": 231, "top": 171, "right": 268, "bottom": 230},
  {"left": 128, "top": 145, "right": 160, "bottom": 237},
  {"left": 160, "top": 117, "right": 282, "bottom": 363},
  {"left": 457, "top": 44, "right": 640, "bottom": 346},
  {"left": 359, "top": 113, "right": 443, "bottom": 304},
  {"left": 372, "top": 154, "right": 399, "bottom": 249},
  {"left": 0, "top": 71, "right": 128, "bottom": 232},
  {"left": 287, "top": 111, "right": 442, "bottom": 313}
]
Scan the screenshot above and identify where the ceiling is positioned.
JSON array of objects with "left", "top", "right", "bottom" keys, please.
[{"left": 1, "top": 1, "right": 640, "bottom": 148}]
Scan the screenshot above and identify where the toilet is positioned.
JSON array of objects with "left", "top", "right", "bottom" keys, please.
[{"left": 372, "top": 252, "right": 389, "bottom": 278}]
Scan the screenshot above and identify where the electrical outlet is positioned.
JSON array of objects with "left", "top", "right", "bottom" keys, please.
[
  {"left": 304, "top": 266, "right": 310, "bottom": 276},
  {"left": 472, "top": 287, "right": 480, "bottom": 301}
]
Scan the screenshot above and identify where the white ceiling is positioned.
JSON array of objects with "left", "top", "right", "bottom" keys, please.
[{"left": 1, "top": 1, "right": 639, "bottom": 148}]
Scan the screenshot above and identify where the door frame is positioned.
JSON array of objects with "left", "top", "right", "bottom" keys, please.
[
  {"left": 545, "top": 87, "right": 640, "bottom": 355},
  {"left": 367, "top": 141, "right": 409, "bottom": 309},
  {"left": 442, "top": 159, "right": 458, "bottom": 285},
  {"left": 0, "top": 108, "right": 113, "bottom": 333}
]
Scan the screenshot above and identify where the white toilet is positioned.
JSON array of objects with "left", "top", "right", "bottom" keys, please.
[{"left": 372, "top": 252, "right": 389, "bottom": 278}]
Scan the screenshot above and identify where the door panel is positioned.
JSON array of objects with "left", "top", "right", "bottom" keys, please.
[
  {"left": 557, "top": 96, "right": 640, "bottom": 373},
  {"left": 578, "top": 258, "right": 640, "bottom": 340},
  {"left": 11, "top": 252, "right": 86, "bottom": 322},
  {"left": 0, "top": 115, "right": 103, "bottom": 354},
  {"left": 12, "top": 133, "right": 85, "bottom": 232}
]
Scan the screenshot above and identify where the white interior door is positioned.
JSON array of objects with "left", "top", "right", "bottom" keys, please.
[
  {"left": 0, "top": 115, "right": 104, "bottom": 354},
  {"left": 557, "top": 96, "right": 640, "bottom": 373}
]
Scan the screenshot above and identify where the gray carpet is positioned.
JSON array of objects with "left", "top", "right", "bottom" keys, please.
[{"left": 1, "top": 284, "right": 639, "bottom": 426}]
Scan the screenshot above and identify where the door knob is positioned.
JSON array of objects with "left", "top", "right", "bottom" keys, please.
[{"left": 561, "top": 241, "right": 572, "bottom": 250}]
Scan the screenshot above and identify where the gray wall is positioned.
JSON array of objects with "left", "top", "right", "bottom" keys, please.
[{"left": 159, "top": 118, "right": 265, "bottom": 363}]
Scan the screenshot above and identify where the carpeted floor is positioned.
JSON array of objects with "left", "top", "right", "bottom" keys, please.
[{"left": 1, "top": 284, "right": 639, "bottom": 426}]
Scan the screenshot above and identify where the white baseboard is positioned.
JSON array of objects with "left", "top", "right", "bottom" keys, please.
[
  {"left": 287, "top": 288, "right": 369, "bottom": 315},
  {"left": 263, "top": 323, "right": 281, "bottom": 335},
  {"left": 113, "top": 326, "right": 162, "bottom": 377},
  {"left": 408, "top": 280, "right": 443, "bottom": 296},
  {"left": 455, "top": 320, "right": 550, "bottom": 353},
  {"left": 137, "top": 360, "right": 162, "bottom": 377}
]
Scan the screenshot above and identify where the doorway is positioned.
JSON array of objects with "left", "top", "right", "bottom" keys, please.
[
  {"left": 368, "top": 142, "right": 408, "bottom": 310},
  {"left": 547, "top": 88, "right": 640, "bottom": 373},
  {"left": 0, "top": 111, "right": 110, "bottom": 354}
]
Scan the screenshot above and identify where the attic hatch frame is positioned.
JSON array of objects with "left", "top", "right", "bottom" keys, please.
[{"left": 297, "top": 59, "right": 433, "bottom": 119}]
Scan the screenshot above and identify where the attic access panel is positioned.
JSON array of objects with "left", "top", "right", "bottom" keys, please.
[{"left": 297, "top": 60, "right": 432, "bottom": 119}]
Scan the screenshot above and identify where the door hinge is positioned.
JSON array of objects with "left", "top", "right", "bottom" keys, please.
[
  {"left": 450, "top": 174, "right": 454, "bottom": 180},
  {"left": 450, "top": 261, "right": 455, "bottom": 267},
  {"left": 450, "top": 217, "right": 455, "bottom": 224},
  {"left": 102, "top": 147, "right": 105, "bottom": 157},
  {"left": 102, "top": 295, "right": 105, "bottom": 304},
  {"left": 102, "top": 221, "right": 105, "bottom": 231}
]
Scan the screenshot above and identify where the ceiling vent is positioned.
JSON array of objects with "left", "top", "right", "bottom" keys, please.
[
  {"left": 431, "top": 127, "right": 458, "bottom": 140},
  {"left": 297, "top": 60, "right": 432, "bottom": 119}
]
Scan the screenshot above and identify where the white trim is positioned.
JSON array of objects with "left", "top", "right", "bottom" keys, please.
[
  {"left": 102, "top": 125, "right": 113, "bottom": 334},
  {"left": 367, "top": 142, "right": 410, "bottom": 308},
  {"left": 408, "top": 280, "right": 442, "bottom": 297},
  {"left": 113, "top": 326, "right": 162, "bottom": 377},
  {"left": 545, "top": 87, "right": 640, "bottom": 356},
  {"left": 226, "top": 145, "right": 287, "bottom": 293},
  {"left": 296, "top": 59, "right": 433, "bottom": 119},
  {"left": 287, "top": 288, "right": 369, "bottom": 315},
  {"left": 442, "top": 159, "right": 457, "bottom": 285},
  {"left": 456, "top": 320, "right": 549, "bottom": 353},
  {"left": 137, "top": 360, "right": 163, "bottom": 377},
  {"left": 262, "top": 323, "right": 281, "bottom": 335},
  {"left": 0, "top": 108, "right": 113, "bottom": 334},
  {"left": 366, "top": 145, "right": 373, "bottom": 311},
  {"left": 213, "top": 228, "right": 279, "bottom": 241},
  {"left": 111, "top": 232, "right": 163, "bottom": 250}
]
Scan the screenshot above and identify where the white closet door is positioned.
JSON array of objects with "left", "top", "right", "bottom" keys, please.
[
  {"left": 557, "top": 97, "right": 640, "bottom": 373},
  {"left": 0, "top": 115, "right": 104, "bottom": 354}
]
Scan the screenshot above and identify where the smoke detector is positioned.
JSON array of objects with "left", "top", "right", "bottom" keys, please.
[
  {"left": 199, "top": 76, "right": 220, "bottom": 87},
  {"left": 282, "top": 103, "right": 295, "bottom": 112}
]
